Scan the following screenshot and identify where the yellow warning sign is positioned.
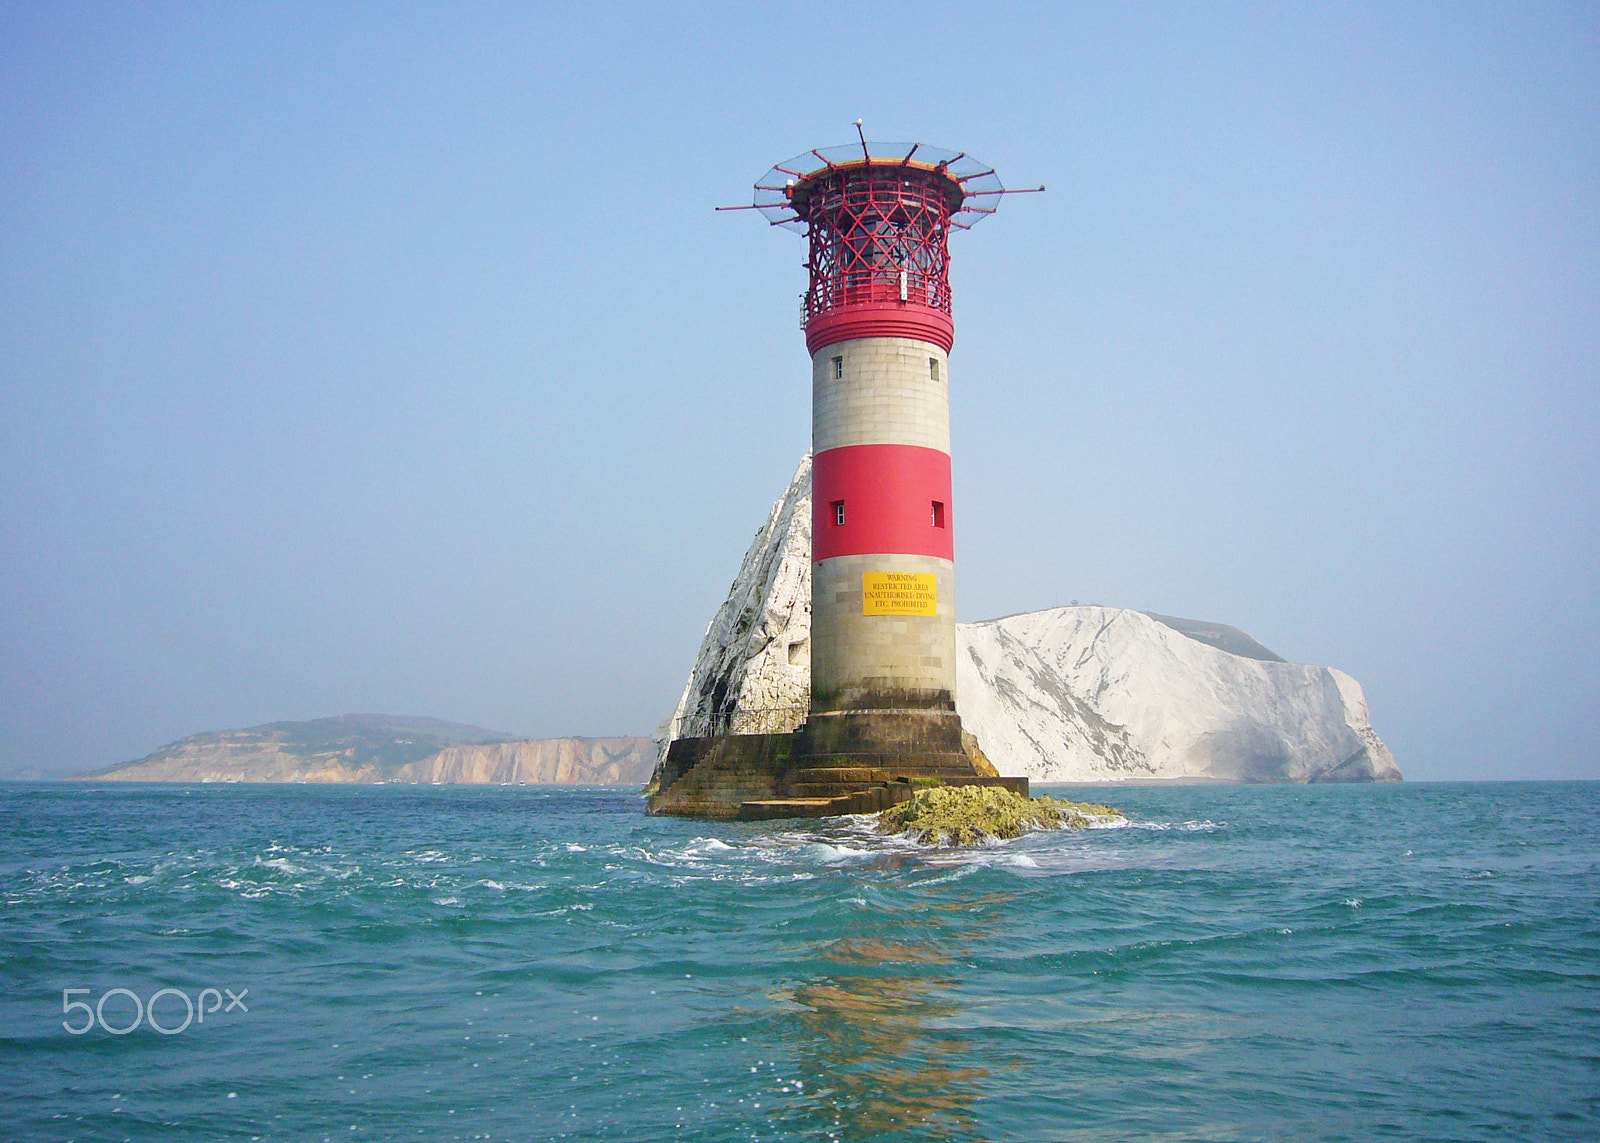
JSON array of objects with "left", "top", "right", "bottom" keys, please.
[{"left": 862, "top": 572, "right": 938, "bottom": 616}]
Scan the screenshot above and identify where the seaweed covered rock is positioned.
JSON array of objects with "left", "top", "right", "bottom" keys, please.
[{"left": 876, "top": 785, "right": 1123, "bottom": 846}]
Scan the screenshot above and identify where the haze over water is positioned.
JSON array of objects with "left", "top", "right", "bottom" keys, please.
[{"left": 4, "top": 781, "right": 1595, "bottom": 1141}]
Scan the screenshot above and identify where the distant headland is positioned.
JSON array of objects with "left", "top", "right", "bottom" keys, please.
[{"left": 74, "top": 713, "right": 655, "bottom": 786}]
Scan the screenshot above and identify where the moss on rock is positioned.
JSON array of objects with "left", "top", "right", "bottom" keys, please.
[{"left": 876, "top": 784, "right": 1123, "bottom": 846}]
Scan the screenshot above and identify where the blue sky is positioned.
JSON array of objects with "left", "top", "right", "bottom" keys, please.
[{"left": 1, "top": 2, "right": 1595, "bottom": 780}]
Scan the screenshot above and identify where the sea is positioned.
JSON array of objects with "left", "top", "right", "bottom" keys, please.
[{"left": 1, "top": 781, "right": 1596, "bottom": 1142}]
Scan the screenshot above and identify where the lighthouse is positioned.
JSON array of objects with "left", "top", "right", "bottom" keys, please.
[
  {"left": 649, "top": 129, "right": 1034, "bottom": 818},
  {"left": 753, "top": 129, "right": 1027, "bottom": 772}
]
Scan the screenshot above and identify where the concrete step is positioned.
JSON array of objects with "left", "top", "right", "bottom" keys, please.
[
  {"left": 834, "top": 787, "right": 901, "bottom": 814},
  {"left": 647, "top": 799, "right": 742, "bottom": 820},
  {"left": 797, "top": 753, "right": 980, "bottom": 776},
  {"left": 737, "top": 798, "right": 844, "bottom": 821},
  {"left": 740, "top": 786, "right": 907, "bottom": 820},
  {"left": 653, "top": 758, "right": 783, "bottom": 812},
  {"left": 791, "top": 767, "right": 891, "bottom": 785},
  {"left": 789, "top": 782, "right": 879, "bottom": 799}
]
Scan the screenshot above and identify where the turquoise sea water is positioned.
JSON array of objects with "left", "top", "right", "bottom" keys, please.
[{"left": 2, "top": 781, "right": 1596, "bottom": 1142}]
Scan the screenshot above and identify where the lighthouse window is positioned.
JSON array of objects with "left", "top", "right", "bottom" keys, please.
[
  {"left": 932, "top": 501, "right": 946, "bottom": 528},
  {"left": 930, "top": 357, "right": 940, "bottom": 382},
  {"left": 832, "top": 500, "right": 846, "bottom": 527},
  {"left": 833, "top": 356, "right": 843, "bottom": 380}
]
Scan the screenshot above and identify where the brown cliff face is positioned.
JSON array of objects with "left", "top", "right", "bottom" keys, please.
[
  {"left": 394, "top": 739, "right": 656, "bottom": 785},
  {"left": 76, "top": 714, "right": 655, "bottom": 785}
]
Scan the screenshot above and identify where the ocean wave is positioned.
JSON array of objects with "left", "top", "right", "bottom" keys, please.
[{"left": 1116, "top": 817, "right": 1225, "bottom": 833}]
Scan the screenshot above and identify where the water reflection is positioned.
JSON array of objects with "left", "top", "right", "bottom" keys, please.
[{"left": 773, "top": 890, "right": 1015, "bottom": 1141}]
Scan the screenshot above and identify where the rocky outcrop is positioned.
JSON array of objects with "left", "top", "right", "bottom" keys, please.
[
  {"left": 661, "top": 453, "right": 813, "bottom": 745},
  {"left": 877, "top": 785, "right": 1125, "bottom": 845},
  {"left": 663, "top": 459, "right": 1401, "bottom": 784},
  {"left": 78, "top": 713, "right": 655, "bottom": 785}
]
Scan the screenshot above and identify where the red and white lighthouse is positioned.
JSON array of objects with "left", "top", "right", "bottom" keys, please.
[
  {"left": 749, "top": 129, "right": 1033, "bottom": 769},
  {"left": 648, "top": 130, "right": 1034, "bottom": 817}
]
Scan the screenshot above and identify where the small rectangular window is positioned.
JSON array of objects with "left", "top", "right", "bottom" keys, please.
[
  {"left": 833, "top": 356, "right": 844, "bottom": 380},
  {"left": 832, "top": 500, "right": 846, "bottom": 527},
  {"left": 929, "top": 357, "right": 940, "bottom": 382},
  {"left": 932, "top": 501, "right": 945, "bottom": 528}
]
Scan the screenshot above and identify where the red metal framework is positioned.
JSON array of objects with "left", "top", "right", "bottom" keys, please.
[
  {"left": 759, "top": 142, "right": 999, "bottom": 324},
  {"left": 795, "top": 159, "right": 959, "bottom": 320},
  {"left": 730, "top": 135, "right": 1037, "bottom": 352}
]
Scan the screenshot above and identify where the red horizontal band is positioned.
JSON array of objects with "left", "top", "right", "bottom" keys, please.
[
  {"left": 813, "top": 444, "right": 954, "bottom": 561},
  {"left": 805, "top": 303, "right": 955, "bottom": 355}
]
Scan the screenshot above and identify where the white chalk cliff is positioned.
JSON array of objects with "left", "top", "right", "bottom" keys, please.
[
  {"left": 664, "top": 454, "right": 813, "bottom": 740},
  {"left": 958, "top": 608, "right": 1398, "bottom": 782},
  {"left": 666, "top": 458, "right": 1400, "bottom": 783}
]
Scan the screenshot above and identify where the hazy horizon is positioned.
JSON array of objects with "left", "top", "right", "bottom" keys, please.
[{"left": 3, "top": 3, "right": 1596, "bottom": 782}]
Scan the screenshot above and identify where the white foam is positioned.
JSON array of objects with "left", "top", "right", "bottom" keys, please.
[
  {"left": 1120, "top": 818, "right": 1223, "bottom": 833},
  {"left": 797, "top": 841, "right": 876, "bottom": 865}
]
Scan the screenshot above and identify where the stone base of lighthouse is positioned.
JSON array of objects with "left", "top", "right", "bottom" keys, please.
[
  {"left": 650, "top": 642, "right": 1025, "bottom": 820},
  {"left": 646, "top": 723, "right": 1025, "bottom": 821}
]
